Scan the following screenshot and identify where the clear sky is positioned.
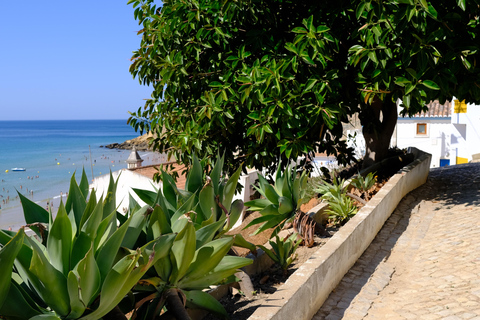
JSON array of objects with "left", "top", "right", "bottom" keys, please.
[{"left": 0, "top": 1, "right": 154, "bottom": 120}]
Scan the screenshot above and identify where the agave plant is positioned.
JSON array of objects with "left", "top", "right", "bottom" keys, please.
[
  {"left": 324, "top": 192, "right": 358, "bottom": 224},
  {"left": 0, "top": 170, "right": 176, "bottom": 320},
  {"left": 350, "top": 171, "right": 377, "bottom": 201},
  {"left": 131, "top": 154, "right": 256, "bottom": 251},
  {"left": 126, "top": 155, "right": 255, "bottom": 318},
  {"left": 258, "top": 233, "right": 302, "bottom": 277},
  {"left": 244, "top": 164, "right": 307, "bottom": 235},
  {"left": 131, "top": 219, "right": 252, "bottom": 319},
  {"left": 315, "top": 175, "right": 358, "bottom": 225}
]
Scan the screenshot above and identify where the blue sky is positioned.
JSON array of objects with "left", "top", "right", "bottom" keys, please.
[{"left": 0, "top": 1, "right": 154, "bottom": 120}]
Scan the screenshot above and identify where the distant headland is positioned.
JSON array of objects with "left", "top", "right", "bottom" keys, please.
[{"left": 103, "top": 132, "right": 154, "bottom": 151}]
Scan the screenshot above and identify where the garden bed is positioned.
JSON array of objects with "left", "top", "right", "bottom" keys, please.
[{"left": 201, "top": 147, "right": 431, "bottom": 320}]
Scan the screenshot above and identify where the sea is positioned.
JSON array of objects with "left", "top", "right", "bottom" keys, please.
[{"left": 0, "top": 120, "right": 158, "bottom": 229}]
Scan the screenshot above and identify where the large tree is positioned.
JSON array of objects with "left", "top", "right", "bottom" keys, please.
[{"left": 127, "top": 0, "right": 480, "bottom": 172}]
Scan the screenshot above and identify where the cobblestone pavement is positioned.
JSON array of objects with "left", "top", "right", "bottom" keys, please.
[{"left": 313, "top": 163, "right": 480, "bottom": 320}]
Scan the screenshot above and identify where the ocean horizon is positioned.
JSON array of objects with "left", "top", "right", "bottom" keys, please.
[{"left": 0, "top": 119, "right": 158, "bottom": 229}]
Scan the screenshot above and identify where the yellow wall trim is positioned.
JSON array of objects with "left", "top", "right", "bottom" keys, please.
[{"left": 456, "top": 156, "right": 468, "bottom": 164}]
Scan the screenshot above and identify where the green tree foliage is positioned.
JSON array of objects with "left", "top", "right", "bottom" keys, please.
[{"left": 128, "top": 0, "right": 480, "bottom": 170}]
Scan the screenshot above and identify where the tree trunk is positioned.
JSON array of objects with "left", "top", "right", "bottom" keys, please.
[
  {"left": 102, "top": 306, "right": 128, "bottom": 320},
  {"left": 361, "top": 98, "right": 398, "bottom": 168},
  {"left": 164, "top": 288, "right": 191, "bottom": 320}
]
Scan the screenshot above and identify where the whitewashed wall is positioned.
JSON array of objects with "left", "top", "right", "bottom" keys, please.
[
  {"left": 90, "top": 169, "right": 161, "bottom": 212},
  {"left": 90, "top": 168, "right": 258, "bottom": 228},
  {"left": 396, "top": 120, "right": 452, "bottom": 168}
]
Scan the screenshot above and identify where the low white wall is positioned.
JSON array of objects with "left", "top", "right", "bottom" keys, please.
[
  {"left": 248, "top": 147, "right": 432, "bottom": 320},
  {"left": 90, "top": 169, "right": 161, "bottom": 211},
  {"left": 90, "top": 169, "right": 259, "bottom": 226}
]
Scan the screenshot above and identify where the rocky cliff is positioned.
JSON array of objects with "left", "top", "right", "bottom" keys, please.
[{"left": 103, "top": 132, "right": 154, "bottom": 151}]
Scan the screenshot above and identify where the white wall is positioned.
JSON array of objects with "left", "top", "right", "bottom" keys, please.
[
  {"left": 451, "top": 101, "right": 480, "bottom": 161},
  {"left": 90, "top": 168, "right": 258, "bottom": 228},
  {"left": 90, "top": 169, "right": 161, "bottom": 212},
  {"left": 396, "top": 120, "right": 452, "bottom": 168}
]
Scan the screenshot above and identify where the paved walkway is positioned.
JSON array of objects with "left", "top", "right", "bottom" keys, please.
[{"left": 313, "top": 163, "right": 480, "bottom": 320}]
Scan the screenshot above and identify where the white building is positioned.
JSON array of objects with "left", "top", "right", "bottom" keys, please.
[{"left": 395, "top": 99, "right": 480, "bottom": 168}]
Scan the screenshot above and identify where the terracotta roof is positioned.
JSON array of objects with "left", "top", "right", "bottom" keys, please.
[
  {"left": 402, "top": 100, "right": 451, "bottom": 118},
  {"left": 129, "top": 162, "right": 187, "bottom": 189}
]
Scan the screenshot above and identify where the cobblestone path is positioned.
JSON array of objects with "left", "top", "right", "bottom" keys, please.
[{"left": 313, "top": 163, "right": 480, "bottom": 320}]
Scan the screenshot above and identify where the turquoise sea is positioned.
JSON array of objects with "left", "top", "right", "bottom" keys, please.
[{"left": 0, "top": 120, "right": 153, "bottom": 229}]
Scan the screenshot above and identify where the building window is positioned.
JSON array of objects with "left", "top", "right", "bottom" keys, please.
[{"left": 416, "top": 123, "right": 427, "bottom": 135}]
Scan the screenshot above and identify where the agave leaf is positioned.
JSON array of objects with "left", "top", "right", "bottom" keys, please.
[
  {"left": 259, "top": 204, "right": 280, "bottom": 216},
  {"left": 47, "top": 202, "right": 72, "bottom": 276},
  {"left": 225, "top": 199, "right": 244, "bottom": 231},
  {"left": 154, "top": 255, "right": 173, "bottom": 282},
  {"left": 277, "top": 196, "right": 293, "bottom": 215},
  {"left": 0, "top": 228, "right": 25, "bottom": 310},
  {"left": 81, "top": 195, "right": 104, "bottom": 239},
  {"left": 198, "top": 181, "right": 216, "bottom": 222},
  {"left": 67, "top": 271, "right": 86, "bottom": 318},
  {"left": 79, "top": 251, "right": 139, "bottom": 320},
  {"left": 252, "top": 213, "right": 288, "bottom": 235},
  {"left": 75, "top": 245, "right": 101, "bottom": 306},
  {"left": 170, "top": 193, "right": 197, "bottom": 222},
  {"left": 256, "top": 174, "right": 270, "bottom": 195},
  {"left": 181, "top": 255, "right": 252, "bottom": 290},
  {"left": 243, "top": 214, "right": 275, "bottom": 230},
  {"left": 29, "top": 239, "right": 70, "bottom": 316},
  {"left": 0, "top": 280, "right": 42, "bottom": 319},
  {"left": 102, "top": 171, "right": 119, "bottom": 220},
  {"left": 78, "top": 189, "right": 98, "bottom": 232},
  {"left": 221, "top": 165, "right": 242, "bottom": 212},
  {"left": 258, "top": 245, "right": 279, "bottom": 264},
  {"left": 276, "top": 236, "right": 285, "bottom": 263},
  {"left": 182, "top": 237, "right": 234, "bottom": 281},
  {"left": 186, "top": 154, "right": 203, "bottom": 193},
  {"left": 18, "top": 192, "right": 50, "bottom": 238},
  {"left": 120, "top": 205, "right": 149, "bottom": 248},
  {"left": 132, "top": 188, "right": 157, "bottom": 207},
  {"left": 184, "top": 290, "right": 228, "bottom": 319},
  {"left": 195, "top": 219, "right": 225, "bottom": 249},
  {"left": 128, "top": 193, "right": 141, "bottom": 213},
  {"left": 93, "top": 208, "right": 117, "bottom": 252},
  {"left": 79, "top": 168, "right": 90, "bottom": 199},
  {"left": 0, "top": 230, "right": 34, "bottom": 292},
  {"left": 231, "top": 234, "right": 257, "bottom": 253},
  {"left": 65, "top": 173, "right": 87, "bottom": 230},
  {"left": 148, "top": 206, "right": 173, "bottom": 241},
  {"left": 169, "top": 222, "right": 196, "bottom": 284},
  {"left": 273, "top": 164, "right": 285, "bottom": 196},
  {"left": 210, "top": 152, "right": 224, "bottom": 195},
  {"left": 281, "top": 170, "right": 293, "bottom": 200},
  {"left": 81, "top": 234, "right": 175, "bottom": 320},
  {"left": 172, "top": 217, "right": 189, "bottom": 234},
  {"left": 96, "top": 209, "right": 135, "bottom": 281},
  {"left": 161, "top": 170, "right": 178, "bottom": 209},
  {"left": 244, "top": 198, "right": 271, "bottom": 211}
]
